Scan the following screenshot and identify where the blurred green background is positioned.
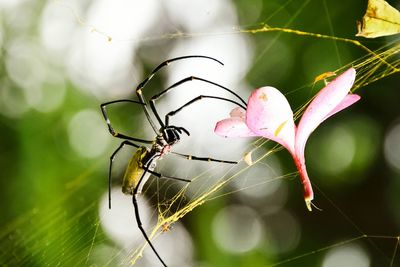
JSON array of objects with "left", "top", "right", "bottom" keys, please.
[{"left": 1, "top": 0, "right": 400, "bottom": 266}]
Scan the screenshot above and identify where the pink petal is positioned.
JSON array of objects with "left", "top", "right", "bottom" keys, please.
[
  {"left": 245, "top": 86, "right": 296, "bottom": 154},
  {"left": 293, "top": 156, "right": 314, "bottom": 211},
  {"left": 293, "top": 68, "right": 357, "bottom": 210},
  {"left": 324, "top": 94, "right": 361, "bottom": 121},
  {"left": 295, "top": 68, "right": 357, "bottom": 157},
  {"left": 215, "top": 117, "right": 258, "bottom": 137}
]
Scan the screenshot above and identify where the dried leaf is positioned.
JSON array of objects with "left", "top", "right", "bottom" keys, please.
[
  {"left": 357, "top": 0, "right": 400, "bottom": 38},
  {"left": 243, "top": 151, "right": 253, "bottom": 166}
]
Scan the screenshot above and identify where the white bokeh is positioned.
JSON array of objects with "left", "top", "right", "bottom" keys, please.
[
  {"left": 31, "top": 69, "right": 66, "bottom": 113},
  {"left": 3, "top": 36, "right": 67, "bottom": 116},
  {"left": 212, "top": 204, "right": 263, "bottom": 253},
  {"left": 89, "top": 244, "right": 122, "bottom": 266},
  {"left": 68, "top": 109, "right": 110, "bottom": 158},
  {"left": 310, "top": 125, "right": 356, "bottom": 176},
  {"left": 0, "top": 24, "right": 3, "bottom": 55},
  {"left": 322, "top": 243, "right": 370, "bottom": 267},
  {"left": 39, "top": 0, "right": 165, "bottom": 99},
  {"left": 0, "top": 0, "right": 26, "bottom": 9},
  {"left": 40, "top": 1, "right": 81, "bottom": 58},
  {"left": 233, "top": 153, "right": 283, "bottom": 200},
  {"left": 144, "top": 220, "right": 194, "bottom": 267},
  {"left": 0, "top": 79, "right": 29, "bottom": 118},
  {"left": 263, "top": 210, "right": 301, "bottom": 255},
  {"left": 99, "top": 188, "right": 194, "bottom": 266},
  {"left": 99, "top": 188, "right": 153, "bottom": 250},
  {"left": 384, "top": 121, "right": 400, "bottom": 172},
  {"left": 5, "top": 38, "right": 47, "bottom": 97},
  {"left": 164, "top": 0, "right": 238, "bottom": 32}
]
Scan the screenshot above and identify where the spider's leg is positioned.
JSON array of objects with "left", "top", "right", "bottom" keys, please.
[
  {"left": 137, "top": 55, "right": 223, "bottom": 91},
  {"left": 149, "top": 76, "right": 247, "bottom": 127},
  {"left": 164, "top": 95, "right": 246, "bottom": 126},
  {"left": 133, "top": 159, "right": 167, "bottom": 267},
  {"left": 136, "top": 56, "right": 223, "bottom": 133},
  {"left": 100, "top": 100, "right": 153, "bottom": 144},
  {"left": 108, "top": 140, "right": 141, "bottom": 209},
  {"left": 169, "top": 126, "right": 190, "bottom": 136},
  {"left": 136, "top": 88, "right": 160, "bottom": 135},
  {"left": 176, "top": 126, "right": 190, "bottom": 136},
  {"left": 171, "top": 151, "right": 238, "bottom": 164},
  {"left": 146, "top": 169, "right": 191, "bottom": 183}
]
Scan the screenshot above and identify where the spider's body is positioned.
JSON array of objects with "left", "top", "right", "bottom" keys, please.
[
  {"left": 101, "top": 55, "right": 247, "bottom": 267},
  {"left": 122, "top": 146, "right": 154, "bottom": 195},
  {"left": 122, "top": 127, "right": 186, "bottom": 195}
]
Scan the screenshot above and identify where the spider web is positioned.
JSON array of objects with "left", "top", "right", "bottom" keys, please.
[{"left": 1, "top": 0, "right": 400, "bottom": 266}]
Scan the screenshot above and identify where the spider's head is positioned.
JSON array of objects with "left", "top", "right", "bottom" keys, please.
[{"left": 162, "top": 126, "right": 190, "bottom": 145}]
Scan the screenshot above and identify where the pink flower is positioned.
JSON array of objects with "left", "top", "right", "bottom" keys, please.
[{"left": 215, "top": 68, "right": 360, "bottom": 211}]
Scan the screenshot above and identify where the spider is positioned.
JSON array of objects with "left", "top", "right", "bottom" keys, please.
[{"left": 100, "top": 55, "right": 247, "bottom": 267}]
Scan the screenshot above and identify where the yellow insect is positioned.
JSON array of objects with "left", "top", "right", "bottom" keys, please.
[{"left": 313, "top": 71, "right": 336, "bottom": 85}]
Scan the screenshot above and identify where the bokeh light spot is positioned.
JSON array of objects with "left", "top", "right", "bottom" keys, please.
[
  {"left": 310, "top": 126, "right": 356, "bottom": 175},
  {"left": 309, "top": 115, "right": 380, "bottom": 186},
  {"left": 384, "top": 121, "right": 400, "bottom": 172},
  {"left": 164, "top": 0, "right": 236, "bottom": 31},
  {"left": 0, "top": 79, "right": 29, "bottom": 118},
  {"left": 233, "top": 153, "right": 283, "bottom": 200},
  {"left": 212, "top": 205, "right": 263, "bottom": 253},
  {"left": 68, "top": 109, "right": 110, "bottom": 158},
  {"left": 0, "top": 0, "right": 26, "bottom": 9},
  {"left": 99, "top": 188, "right": 152, "bottom": 250},
  {"left": 5, "top": 38, "right": 47, "bottom": 94},
  {"left": 263, "top": 210, "right": 301, "bottom": 255},
  {"left": 0, "top": 26, "right": 3, "bottom": 55},
  {"left": 99, "top": 189, "right": 194, "bottom": 266},
  {"left": 31, "top": 71, "right": 66, "bottom": 113},
  {"left": 322, "top": 244, "right": 370, "bottom": 267},
  {"left": 40, "top": 1, "right": 78, "bottom": 57},
  {"left": 66, "top": 0, "right": 161, "bottom": 97},
  {"left": 89, "top": 244, "right": 122, "bottom": 266}
]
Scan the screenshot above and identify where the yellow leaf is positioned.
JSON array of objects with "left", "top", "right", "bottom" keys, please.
[{"left": 357, "top": 0, "right": 400, "bottom": 38}]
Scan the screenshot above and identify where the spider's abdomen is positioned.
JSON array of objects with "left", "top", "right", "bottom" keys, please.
[{"left": 122, "top": 147, "right": 156, "bottom": 195}]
